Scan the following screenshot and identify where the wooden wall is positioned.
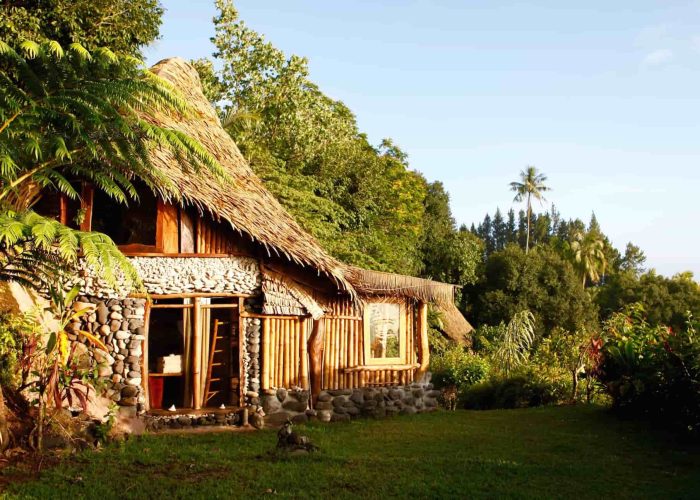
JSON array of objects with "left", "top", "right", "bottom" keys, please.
[{"left": 260, "top": 315, "right": 310, "bottom": 390}]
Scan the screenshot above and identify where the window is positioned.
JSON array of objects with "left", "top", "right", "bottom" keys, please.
[
  {"left": 91, "top": 183, "right": 158, "bottom": 247},
  {"left": 364, "top": 302, "right": 404, "bottom": 364}
]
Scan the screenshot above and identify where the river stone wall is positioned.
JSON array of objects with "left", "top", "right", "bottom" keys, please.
[
  {"left": 70, "top": 256, "right": 262, "bottom": 298},
  {"left": 68, "top": 296, "right": 147, "bottom": 416},
  {"left": 259, "top": 383, "right": 440, "bottom": 426},
  {"left": 243, "top": 317, "right": 262, "bottom": 396}
]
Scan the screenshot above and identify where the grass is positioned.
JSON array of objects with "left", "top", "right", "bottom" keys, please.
[{"left": 4, "top": 405, "right": 700, "bottom": 499}]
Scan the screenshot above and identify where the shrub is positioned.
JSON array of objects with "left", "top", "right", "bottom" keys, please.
[
  {"left": 599, "top": 304, "right": 700, "bottom": 438},
  {"left": 461, "top": 373, "right": 564, "bottom": 410},
  {"left": 430, "top": 347, "right": 490, "bottom": 389}
]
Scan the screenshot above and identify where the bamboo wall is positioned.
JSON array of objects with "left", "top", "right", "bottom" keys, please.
[
  {"left": 260, "top": 298, "right": 420, "bottom": 391},
  {"left": 260, "top": 316, "right": 310, "bottom": 390},
  {"left": 321, "top": 298, "right": 418, "bottom": 390}
]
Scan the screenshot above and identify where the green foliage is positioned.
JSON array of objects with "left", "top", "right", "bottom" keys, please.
[
  {"left": 599, "top": 304, "right": 700, "bottom": 438},
  {"left": 0, "top": 308, "right": 34, "bottom": 387},
  {"left": 430, "top": 346, "right": 490, "bottom": 389},
  {"left": 0, "top": 0, "right": 163, "bottom": 57},
  {"left": 461, "top": 374, "right": 564, "bottom": 410},
  {"left": 509, "top": 166, "right": 550, "bottom": 253},
  {"left": 493, "top": 310, "right": 535, "bottom": 376},
  {"left": 566, "top": 227, "right": 607, "bottom": 287},
  {"left": 467, "top": 244, "right": 597, "bottom": 336}
]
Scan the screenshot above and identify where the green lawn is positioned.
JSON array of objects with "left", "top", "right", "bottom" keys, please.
[{"left": 5, "top": 406, "right": 700, "bottom": 499}]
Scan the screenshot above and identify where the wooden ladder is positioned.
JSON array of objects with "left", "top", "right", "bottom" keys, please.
[{"left": 203, "top": 319, "right": 228, "bottom": 407}]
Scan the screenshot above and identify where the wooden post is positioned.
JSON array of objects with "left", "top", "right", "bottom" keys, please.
[
  {"left": 308, "top": 318, "right": 325, "bottom": 403},
  {"left": 193, "top": 297, "right": 202, "bottom": 410},
  {"left": 141, "top": 299, "right": 152, "bottom": 411},
  {"left": 416, "top": 301, "right": 430, "bottom": 382},
  {"left": 238, "top": 297, "right": 245, "bottom": 407}
]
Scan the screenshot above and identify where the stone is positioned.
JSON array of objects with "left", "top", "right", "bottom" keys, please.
[
  {"left": 426, "top": 390, "right": 442, "bottom": 399},
  {"left": 276, "top": 388, "right": 287, "bottom": 403},
  {"left": 317, "top": 410, "right": 332, "bottom": 422},
  {"left": 128, "top": 370, "right": 141, "bottom": 378},
  {"left": 412, "top": 388, "right": 424, "bottom": 398},
  {"left": 94, "top": 349, "right": 114, "bottom": 365},
  {"left": 126, "top": 377, "right": 142, "bottom": 386},
  {"left": 98, "top": 365, "right": 112, "bottom": 377},
  {"left": 331, "top": 413, "right": 351, "bottom": 423},
  {"left": 177, "top": 416, "right": 192, "bottom": 426},
  {"left": 249, "top": 413, "right": 264, "bottom": 430},
  {"left": 388, "top": 388, "right": 402, "bottom": 400},
  {"left": 362, "top": 400, "right": 377, "bottom": 410},
  {"left": 109, "top": 311, "right": 123, "bottom": 320},
  {"left": 115, "top": 331, "right": 130, "bottom": 340},
  {"left": 262, "top": 396, "right": 281, "bottom": 414},
  {"left": 282, "top": 400, "right": 307, "bottom": 413},
  {"left": 119, "top": 397, "right": 137, "bottom": 406},
  {"left": 346, "top": 406, "right": 360, "bottom": 416},
  {"left": 111, "top": 374, "right": 122, "bottom": 384},
  {"left": 332, "top": 406, "right": 347, "bottom": 415},
  {"left": 291, "top": 413, "right": 308, "bottom": 425},
  {"left": 96, "top": 303, "right": 109, "bottom": 324},
  {"left": 400, "top": 406, "right": 417, "bottom": 415},
  {"left": 121, "top": 385, "right": 138, "bottom": 397},
  {"left": 73, "top": 301, "right": 94, "bottom": 313},
  {"left": 245, "top": 391, "right": 259, "bottom": 399},
  {"left": 314, "top": 401, "right": 332, "bottom": 411},
  {"left": 109, "top": 320, "right": 121, "bottom": 332},
  {"left": 109, "top": 304, "right": 122, "bottom": 312},
  {"left": 350, "top": 390, "right": 364, "bottom": 405},
  {"left": 332, "top": 397, "right": 347, "bottom": 408},
  {"left": 98, "top": 325, "right": 111, "bottom": 336},
  {"left": 328, "top": 389, "right": 352, "bottom": 396}
]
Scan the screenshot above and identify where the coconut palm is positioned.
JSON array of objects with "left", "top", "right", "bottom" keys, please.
[
  {"left": 0, "top": 40, "right": 226, "bottom": 289},
  {"left": 569, "top": 229, "right": 607, "bottom": 287},
  {"left": 509, "top": 166, "right": 550, "bottom": 254}
]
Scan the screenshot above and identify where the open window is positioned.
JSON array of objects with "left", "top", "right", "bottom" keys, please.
[{"left": 363, "top": 302, "right": 406, "bottom": 365}]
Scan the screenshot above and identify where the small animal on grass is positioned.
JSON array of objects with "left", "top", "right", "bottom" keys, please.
[
  {"left": 440, "top": 385, "right": 458, "bottom": 411},
  {"left": 276, "top": 420, "right": 318, "bottom": 453}
]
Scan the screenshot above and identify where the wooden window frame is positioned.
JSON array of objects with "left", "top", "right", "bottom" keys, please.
[{"left": 362, "top": 300, "right": 407, "bottom": 366}]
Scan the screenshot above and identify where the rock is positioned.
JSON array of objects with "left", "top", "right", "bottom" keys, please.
[
  {"left": 73, "top": 301, "right": 94, "bottom": 313},
  {"left": 97, "top": 365, "right": 112, "bottom": 377},
  {"left": 249, "top": 413, "right": 264, "bottom": 430},
  {"left": 332, "top": 397, "right": 347, "bottom": 408},
  {"left": 402, "top": 396, "right": 415, "bottom": 406},
  {"left": 388, "top": 388, "right": 402, "bottom": 400},
  {"left": 317, "top": 392, "right": 332, "bottom": 402},
  {"left": 314, "top": 401, "right": 332, "bottom": 411},
  {"left": 362, "top": 400, "right": 377, "bottom": 410},
  {"left": 282, "top": 400, "right": 307, "bottom": 413},
  {"left": 109, "top": 320, "right": 121, "bottom": 332},
  {"left": 246, "top": 391, "right": 259, "bottom": 399},
  {"left": 262, "top": 396, "right": 281, "bottom": 414},
  {"left": 400, "top": 406, "right": 417, "bottom": 415},
  {"left": 109, "top": 304, "right": 122, "bottom": 312},
  {"left": 332, "top": 406, "right": 347, "bottom": 415},
  {"left": 177, "top": 416, "right": 192, "bottom": 426},
  {"left": 121, "top": 385, "right": 138, "bottom": 397},
  {"left": 96, "top": 303, "right": 109, "bottom": 324},
  {"left": 115, "top": 331, "right": 130, "bottom": 340},
  {"left": 109, "top": 311, "right": 123, "bottom": 320},
  {"left": 346, "top": 406, "right": 360, "bottom": 416},
  {"left": 276, "top": 388, "right": 287, "bottom": 403},
  {"left": 126, "top": 377, "right": 141, "bottom": 386},
  {"left": 350, "top": 390, "right": 364, "bottom": 405},
  {"left": 317, "top": 410, "right": 332, "bottom": 422},
  {"left": 127, "top": 370, "right": 141, "bottom": 378},
  {"left": 291, "top": 414, "right": 308, "bottom": 425},
  {"left": 111, "top": 374, "right": 122, "bottom": 384},
  {"left": 331, "top": 413, "right": 350, "bottom": 423},
  {"left": 119, "top": 397, "right": 137, "bottom": 406},
  {"left": 412, "top": 388, "right": 424, "bottom": 398},
  {"left": 328, "top": 389, "right": 352, "bottom": 396},
  {"left": 94, "top": 349, "right": 114, "bottom": 365},
  {"left": 98, "top": 325, "right": 111, "bottom": 336},
  {"left": 426, "top": 390, "right": 442, "bottom": 399}
]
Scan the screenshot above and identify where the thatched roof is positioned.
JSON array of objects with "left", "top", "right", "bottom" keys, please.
[
  {"left": 437, "top": 302, "right": 474, "bottom": 345},
  {"left": 344, "top": 266, "right": 457, "bottom": 307},
  {"left": 146, "top": 58, "right": 351, "bottom": 291}
]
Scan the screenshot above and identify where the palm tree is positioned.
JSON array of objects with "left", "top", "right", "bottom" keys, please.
[
  {"left": 509, "top": 166, "right": 550, "bottom": 254},
  {"left": 0, "top": 40, "right": 226, "bottom": 289},
  {"left": 568, "top": 229, "right": 607, "bottom": 287},
  {"left": 494, "top": 310, "right": 535, "bottom": 377}
]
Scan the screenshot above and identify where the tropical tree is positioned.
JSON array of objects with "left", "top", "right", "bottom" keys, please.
[
  {"left": 509, "top": 166, "right": 550, "bottom": 254},
  {"left": 568, "top": 229, "right": 607, "bottom": 287},
  {"left": 0, "top": 40, "right": 225, "bottom": 288},
  {"left": 494, "top": 310, "right": 535, "bottom": 376}
]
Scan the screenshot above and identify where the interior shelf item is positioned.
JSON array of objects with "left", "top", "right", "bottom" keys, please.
[{"left": 157, "top": 354, "right": 182, "bottom": 374}]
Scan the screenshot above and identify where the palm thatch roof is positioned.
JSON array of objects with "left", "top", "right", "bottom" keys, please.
[
  {"left": 344, "top": 266, "right": 457, "bottom": 307},
  {"left": 146, "top": 58, "right": 351, "bottom": 291},
  {"left": 438, "top": 302, "right": 474, "bottom": 345}
]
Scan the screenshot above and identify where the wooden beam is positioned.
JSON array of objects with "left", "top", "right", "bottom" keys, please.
[
  {"left": 158, "top": 201, "right": 179, "bottom": 254},
  {"left": 343, "top": 363, "right": 420, "bottom": 373},
  {"left": 238, "top": 296, "right": 245, "bottom": 407},
  {"left": 416, "top": 301, "right": 429, "bottom": 381},
  {"left": 299, "top": 318, "right": 309, "bottom": 389},
  {"left": 141, "top": 299, "right": 152, "bottom": 411},
  {"left": 308, "top": 318, "right": 325, "bottom": 403},
  {"left": 80, "top": 183, "right": 94, "bottom": 232}
]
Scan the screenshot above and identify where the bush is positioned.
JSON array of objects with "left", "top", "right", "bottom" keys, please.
[
  {"left": 461, "top": 373, "right": 564, "bottom": 410},
  {"left": 599, "top": 305, "right": 700, "bottom": 438},
  {"left": 430, "top": 347, "right": 490, "bottom": 389}
]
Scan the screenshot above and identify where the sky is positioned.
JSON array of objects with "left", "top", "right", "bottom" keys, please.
[{"left": 145, "top": 1, "right": 700, "bottom": 278}]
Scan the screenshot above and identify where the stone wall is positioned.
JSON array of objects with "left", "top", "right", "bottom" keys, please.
[
  {"left": 68, "top": 296, "right": 147, "bottom": 415},
  {"left": 71, "top": 256, "right": 262, "bottom": 298},
  {"left": 243, "top": 317, "right": 262, "bottom": 396},
  {"left": 259, "top": 383, "right": 439, "bottom": 426}
]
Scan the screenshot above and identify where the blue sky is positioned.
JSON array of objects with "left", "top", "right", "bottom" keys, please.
[{"left": 145, "top": 1, "right": 700, "bottom": 278}]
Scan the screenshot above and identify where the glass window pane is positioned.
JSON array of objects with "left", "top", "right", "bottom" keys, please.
[{"left": 368, "top": 303, "right": 400, "bottom": 359}]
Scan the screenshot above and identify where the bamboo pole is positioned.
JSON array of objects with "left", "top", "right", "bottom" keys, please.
[
  {"left": 192, "top": 298, "right": 202, "bottom": 410},
  {"left": 262, "top": 317, "right": 270, "bottom": 390},
  {"left": 238, "top": 297, "right": 245, "bottom": 407},
  {"left": 142, "top": 299, "right": 152, "bottom": 411},
  {"left": 300, "top": 319, "right": 308, "bottom": 389}
]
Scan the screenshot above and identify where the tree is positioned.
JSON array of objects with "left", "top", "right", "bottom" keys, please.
[
  {"left": 509, "top": 166, "right": 551, "bottom": 254},
  {"left": 568, "top": 229, "right": 607, "bottom": 287},
  {"left": 0, "top": 40, "right": 224, "bottom": 288},
  {"left": 494, "top": 310, "right": 535, "bottom": 376},
  {"left": 621, "top": 242, "right": 646, "bottom": 276},
  {"left": 0, "top": 0, "right": 163, "bottom": 58}
]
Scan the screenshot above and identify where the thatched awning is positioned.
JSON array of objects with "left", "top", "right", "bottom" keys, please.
[
  {"left": 344, "top": 266, "right": 457, "bottom": 307},
  {"left": 146, "top": 58, "right": 351, "bottom": 292},
  {"left": 436, "top": 302, "right": 474, "bottom": 345}
]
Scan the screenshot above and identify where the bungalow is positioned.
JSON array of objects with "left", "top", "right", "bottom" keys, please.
[{"left": 34, "top": 58, "right": 472, "bottom": 428}]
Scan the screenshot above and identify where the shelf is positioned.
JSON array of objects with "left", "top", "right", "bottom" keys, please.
[{"left": 149, "top": 372, "right": 183, "bottom": 377}]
